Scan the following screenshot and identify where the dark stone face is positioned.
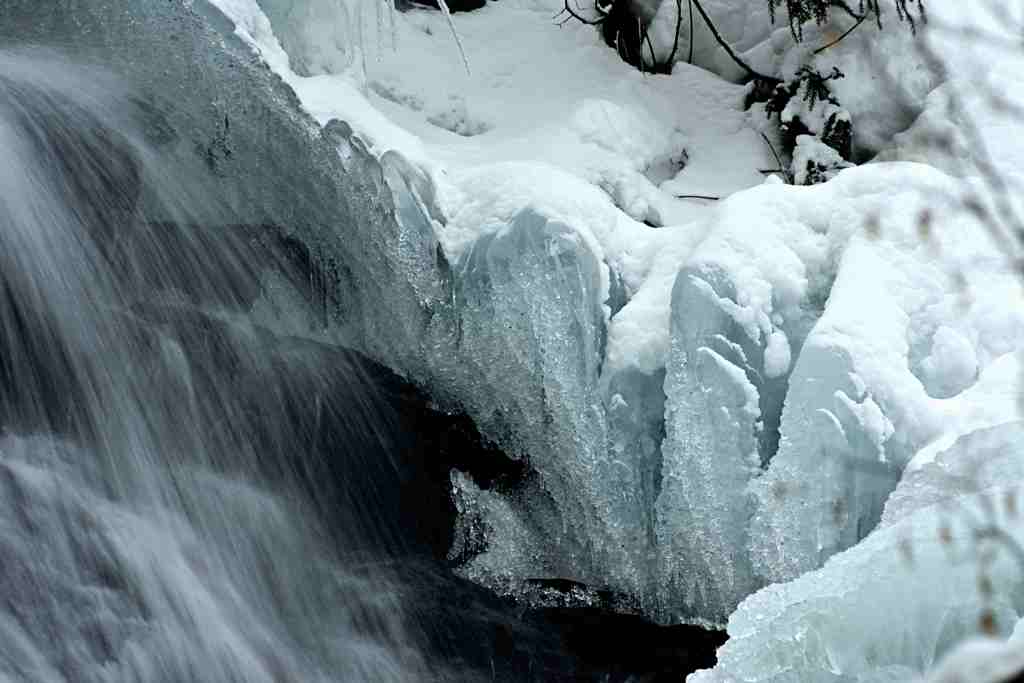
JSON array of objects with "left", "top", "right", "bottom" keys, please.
[{"left": 396, "top": 0, "right": 488, "bottom": 14}]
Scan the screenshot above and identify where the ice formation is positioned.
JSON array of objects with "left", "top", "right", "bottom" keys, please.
[
  {"left": 256, "top": 0, "right": 357, "bottom": 76},
  {"left": 9, "top": 0, "right": 1024, "bottom": 678},
  {"left": 693, "top": 418, "right": 1024, "bottom": 683},
  {"left": 193, "top": 0, "right": 1024, "bottom": 639}
]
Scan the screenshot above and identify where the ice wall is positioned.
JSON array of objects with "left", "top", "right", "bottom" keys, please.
[
  {"left": 434, "top": 161, "right": 1024, "bottom": 628},
  {"left": 256, "top": 0, "right": 355, "bottom": 76},
  {"left": 657, "top": 263, "right": 768, "bottom": 622}
]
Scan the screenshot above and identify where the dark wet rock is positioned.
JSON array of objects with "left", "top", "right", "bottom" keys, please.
[{"left": 396, "top": 0, "right": 488, "bottom": 14}]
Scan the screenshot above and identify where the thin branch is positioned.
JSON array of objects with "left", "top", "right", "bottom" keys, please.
[
  {"left": 686, "top": 0, "right": 694, "bottom": 64},
  {"left": 556, "top": 0, "right": 605, "bottom": 26},
  {"left": 437, "top": 0, "right": 472, "bottom": 75},
  {"left": 689, "top": 0, "right": 780, "bottom": 83},
  {"left": 641, "top": 18, "right": 657, "bottom": 72},
  {"left": 829, "top": 0, "right": 867, "bottom": 21},
  {"left": 915, "top": 37, "right": 1024, "bottom": 255},
  {"left": 674, "top": 194, "right": 721, "bottom": 200},
  {"left": 760, "top": 131, "right": 792, "bottom": 183},
  {"left": 664, "top": 0, "right": 683, "bottom": 67},
  {"left": 814, "top": 12, "right": 868, "bottom": 54},
  {"left": 974, "top": 525, "right": 1024, "bottom": 577}
]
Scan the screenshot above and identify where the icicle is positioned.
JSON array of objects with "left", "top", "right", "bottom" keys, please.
[
  {"left": 376, "top": 0, "right": 384, "bottom": 61},
  {"left": 387, "top": 0, "right": 398, "bottom": 52},
  {"left": 357, "top": 0, "right": 368, "bottom": 79},
  {"left": 436, "top": 0, "right": 472, "bottom": 76}
]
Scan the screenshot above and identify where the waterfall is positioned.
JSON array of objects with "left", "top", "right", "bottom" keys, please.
[{"left": 0, "top": 47, "right": 432, "bottom": 682}]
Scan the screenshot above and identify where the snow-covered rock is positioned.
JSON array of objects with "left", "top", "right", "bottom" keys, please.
[{"left": 792, "top": 135, "right": 853, "bottom": 185}]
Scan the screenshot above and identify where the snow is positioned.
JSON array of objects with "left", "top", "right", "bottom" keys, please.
[
  {"left": 691, "top": 484, "right": 1024, "bottom": 683},
  {"left": 882, "top": 420, "right": 1024, "bottom": 528},
  {"left": 927, "top": 637, "right": 1024, "bottom": 683},
  {"left": 792, "top": 134, "right": 852, "bottom": 185},
  {"left": 920, "top": 326, "right": 979, "bottom": 399},
  {"left": 764, "top": 329, "right": 791, "bottom": 378},
  {"left": 646, "top": 0, "right": 776, "bottom": 81},
  {"left": 204, "top": 0, "right": 1024, "bottom": 672}
]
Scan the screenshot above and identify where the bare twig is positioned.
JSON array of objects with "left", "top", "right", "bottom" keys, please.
[
  {"left": 814, "top": 12, "right": 868, "bottom": 54},
  {"left": 556, "top": 0, "right": 605, "bottom": 26},
  {"left": 437, "top": 0, "right": 472, "bottom": 75},
  {"left": 760, "top": 131, "right": 792, "bottom": 183},
  {"left": 828, "top": 0, "right": 866, "bottom": 20},
  {"left": 664, "top": 0, "right": 683, "bottom": 67},
  {"left": 689, "top": 0, "right": 780, "bottom": 83},
  {"left": 686, "top": 0, "right": 695, "bottom": 63}
]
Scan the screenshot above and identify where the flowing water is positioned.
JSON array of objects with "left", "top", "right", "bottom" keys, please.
[{"left": 0, "top": 47, "right": 447, "bottom": 682}]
